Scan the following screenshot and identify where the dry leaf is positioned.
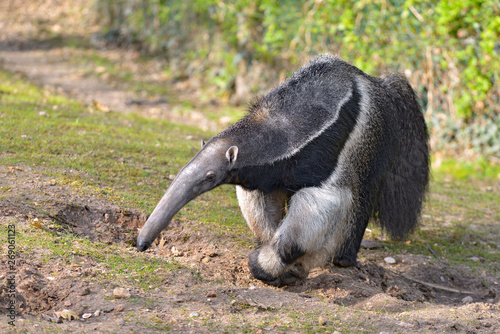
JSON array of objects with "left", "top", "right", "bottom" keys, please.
[
  {"left": 113, "top": 287, "right": 131, "bottom": 298},
  {"left": 92, "top": 99, "right": 111, "bottom": 112},
  {"left": 31, "top": 219, "right": 43, "bottom": 229}
]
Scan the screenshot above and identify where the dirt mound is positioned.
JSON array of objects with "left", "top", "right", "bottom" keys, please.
[
  {"left": 2, "top": 196, "right": 497, "bottom": 316},
  {"left": 0, "top": 167, "right": 499, "bottom": 332},
  {"left": 0, "top": 262, "right": 93, "bottom": 314},
  {"left": 1, "top": 198, "right": 146, "bottom": 246},
  {"left": 51, "top": 204, "right": 147, "bottom": 245}
]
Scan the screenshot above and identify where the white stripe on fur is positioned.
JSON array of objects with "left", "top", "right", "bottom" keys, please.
[
  {"left": 269, "top": 75, "right": 374, "bottom": 268},
  {"left": 269, "top": 87, "right": 353, "bottom": 164}
]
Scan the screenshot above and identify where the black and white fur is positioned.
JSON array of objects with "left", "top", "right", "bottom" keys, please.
[{"left": 137, "top": 54, "right": 429, "bottom": 286}]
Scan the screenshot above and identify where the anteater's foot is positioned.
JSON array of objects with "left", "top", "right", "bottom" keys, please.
[
  {"left": 248, "top": 247, "right": 308, "bottom": 286},
  {"left": 333, "top": 254, "right": 358, "bottom": 267}
]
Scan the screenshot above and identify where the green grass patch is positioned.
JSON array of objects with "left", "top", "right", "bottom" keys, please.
[
  {"left": 9, "top": 219, "right": 185, "bottom": 289},
  {"left": 0, "top": 69, "right": 249, "bottom": 241},
  {"left": 371, "top": 175, "right": 500, "bottom": 274},
  {"left": 432, "top": 156, "right": 500, "bottom": 181},
  {"left": 1, "top": 67, "right": 498, "bottom": 280}
]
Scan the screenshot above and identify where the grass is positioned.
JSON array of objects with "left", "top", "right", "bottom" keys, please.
[
  {"left": 424, "top": 172, "right": 499, "bottom": 271},
  {"left": 0, "top": 68, "right": 252, "bottom": 294},
  {"left": 432, "top": 156, "right": 500, "bottom": 181},
  {"left": 9, "top": 218, "right": 186, "bottom": 290},
  {"left": 0, "top": 67, "right": 499, "bottom": 332},
  {"left": 386, "top": 171, "right": 499, "bottom": 273},
  {"left": 2, "top": 66, "right": 499, "bottom": 271},
  {"left": 0, "top": 69, "right": 249, "bottom": 240}
]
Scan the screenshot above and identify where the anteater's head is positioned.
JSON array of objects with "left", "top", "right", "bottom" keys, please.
[{"left": 137, "top": 140, "right": 238, "bottom": 251}]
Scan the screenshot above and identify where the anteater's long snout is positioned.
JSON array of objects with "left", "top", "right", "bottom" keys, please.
[
  {"left": 136, "top": 239, "right": 151, "bottom": 251},
  {"left": 136, "top": 176, "right": 193, "bottom": 251}
]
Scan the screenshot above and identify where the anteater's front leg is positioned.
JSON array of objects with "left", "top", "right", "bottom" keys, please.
[
  {"left": 248, "top": 186, "right": 353, "bottom": 286},
  {"left": 236, "top": 186, "right": 287, "bottom": 244}
]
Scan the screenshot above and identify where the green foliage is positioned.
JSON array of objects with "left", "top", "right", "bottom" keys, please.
[
  {"left": 432, "top": 156, "right": 500, "bottom": 180},
  {"left": 94, "top": 0, "right": 499, "bottom": 157}
]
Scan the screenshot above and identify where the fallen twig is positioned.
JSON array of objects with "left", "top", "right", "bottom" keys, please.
[
  {"left": 425, "top": 242, "right": 440, "bottom": 259},
  {"left": 401, "top": 274, "right": 476, "bottom": 295}
]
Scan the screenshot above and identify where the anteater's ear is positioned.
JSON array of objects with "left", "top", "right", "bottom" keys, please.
[
  {"left": 201, "top": 140, "right": 206, "bottom": 149},
  {"left": 225, "top": 146, "right": 238, "bottom": 166}
]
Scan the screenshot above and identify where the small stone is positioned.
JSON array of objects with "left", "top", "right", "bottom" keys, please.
[
  {"left": 115, "top": 304, "right": 125, "bottom": 312},
  {"left": 168, "top": 174, "right": 176, "bottom": 180},
  {"left": 93, "top": 310, "right": 101, "bottom": 317},
  {"left": 462, "top": 296, "right": 473, "bottom": 304},
  {"left": 42, "top": 314, "right": 61, "bottom": 323},
  {"left": 171, "top": 246, "right": 183, "bottom": 256},
  {"left": 201, "top": 256, "right": 211, "bottom": 263},
  {"left": 318, "top": 316, "right": 326, "bottom": 326},
  {"left": 79, "top": 287, "right": 91, "bottom": 296},
  {"left": 384, "top": 257, "right": 396, "bottom": 264},
  {"left": 398, "top": 321, "right": 414, "bottom": 328},
  {"left": 56, "top": 309, "right": 78, "bottom": 321},
  {"left": 102, "top": 305, "right": 115, "bottom": 313},
  {"left": 469, "top": 256, "right": 480, "bottom": 262},
  {"left": 38, "top": 111, "right": 50, "bottom": 117},
  {"left": 189, "top": 311, "right": 200, "bottom": 317},
  {"left": 82, "top": 313, "right": 92, "bottom": 319},
  {"left": 361, "top": 239, "right": 382, "bottom": 249},
  {"left": 113, "top": 287, "right": 131, "bottom": 299},
  {"left": 63, "top": 301, "right": 72, "bottom": 307}
]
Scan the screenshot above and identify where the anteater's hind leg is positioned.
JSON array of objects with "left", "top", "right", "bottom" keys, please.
[
  {"left": 248, "top": 186, "right": 353, "bottom": 286},
  {"left": 332, "top": 215, "right": 369, "bottom": 267},
  {"left": 236, "top": 186, "right": 287, "bottom": 244}
]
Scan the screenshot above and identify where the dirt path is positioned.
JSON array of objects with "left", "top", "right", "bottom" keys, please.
[
  {"left": 1, "top": 1, "right": 499, "bottom": 333},
  {"left": 0, "top": 0, "right": 224, "bottom": 132}
]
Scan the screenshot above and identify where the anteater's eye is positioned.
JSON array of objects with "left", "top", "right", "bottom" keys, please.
[{"left": 205, "top": 171, "right": 216, "bottom": 183}]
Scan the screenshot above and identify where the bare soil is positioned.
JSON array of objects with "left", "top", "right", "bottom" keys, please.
[
  {"left": 0, "top": 1, "right": 499, "bottom": 333},
  {"left": 0, "top": 166, "right": 499, "bottom": 333}
]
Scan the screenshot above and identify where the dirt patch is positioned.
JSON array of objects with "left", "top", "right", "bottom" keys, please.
[
  {"left": 51, "top": 204, "right": 146, "bottom": 246},
  {"left": 0, "top": 261, "right": 94, "bottom": 314},
  {"left": 2, "top": 213, "right": 499, "bottom": 333},
  {"left": 0, "top": 165, "right": 146, "bottom": 246},
  {"left": 1, "top": 165, "right": 499, "bottom": 332}
]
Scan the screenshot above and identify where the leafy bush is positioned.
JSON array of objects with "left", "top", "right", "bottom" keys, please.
[{"left": 95, "top": 0, "right": 499, "bottom": 157}]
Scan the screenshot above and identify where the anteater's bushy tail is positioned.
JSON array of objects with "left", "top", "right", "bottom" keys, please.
[{"left": 377, "top": 74, "right": 430, "bottom": 240}]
